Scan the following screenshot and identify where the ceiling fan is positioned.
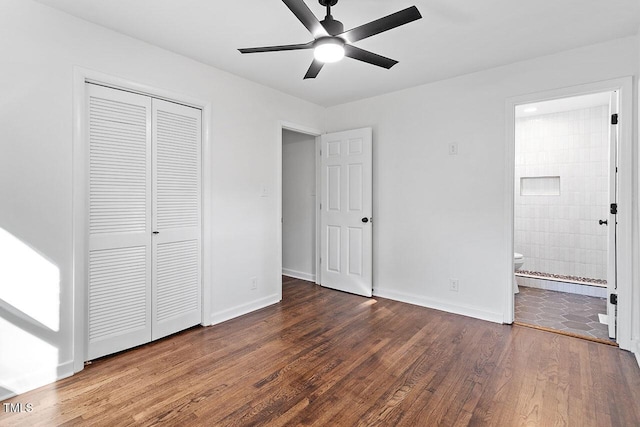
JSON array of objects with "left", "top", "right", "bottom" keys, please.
[{"left": 238, "top": 0, "right": 422, "bottom": 79}]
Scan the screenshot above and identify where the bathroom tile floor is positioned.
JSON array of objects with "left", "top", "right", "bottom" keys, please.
[{"left": 515, "top": 285, "right": 612, "bottom": 342}]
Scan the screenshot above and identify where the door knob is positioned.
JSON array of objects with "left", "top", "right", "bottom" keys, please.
[
  {"left": 599, "top": 219, "right": 608, "bottom": 226},
  {"left": 153, "top": 231, "right": 159, "bottom": 234},
  {"left": 361, "top": 217, "right": 369, "bottom": 223}
]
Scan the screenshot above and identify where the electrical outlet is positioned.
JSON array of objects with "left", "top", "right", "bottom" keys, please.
[
  {"left": 449, "top": 279, "right": 459, "bottom": 292},
  {"left": 250, "top": 276, "right": 257, "bottom": 290},
  {"left": 448, "top": 143, "right": 458, "bottom": 155}
]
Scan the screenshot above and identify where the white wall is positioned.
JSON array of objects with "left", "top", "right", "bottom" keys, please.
[
  {"left": 635, "top": 30, "right": 640, "bottom": 361},
  {"left": 282, "top": 130, "right": 316, "bottom": 281},
  {"left": 325, "top": 37, "right": 639, "bottom": 325},
  {"left": 515, "top": 105, "right": 609, "bottom": 280},
  {"left": 0, "top": 0, "right": 324, "bottom": 398}
]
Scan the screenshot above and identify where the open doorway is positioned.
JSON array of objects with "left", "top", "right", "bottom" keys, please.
[
  {"left": 511, "top": 90, "right": 621, "bottom": 344},
  {"left": 505, "top": 77, "right": 633, "bottom": 351},
  {"left": 281, "top": 129, "right": 318, "bottom": 284},
  {"left": 278, "top": 124, "right": 374, "bottom": 299}
]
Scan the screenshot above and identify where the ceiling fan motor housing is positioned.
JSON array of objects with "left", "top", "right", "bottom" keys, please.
[{"left": 320, "top": 16, "right": 344, "bottom": 36}]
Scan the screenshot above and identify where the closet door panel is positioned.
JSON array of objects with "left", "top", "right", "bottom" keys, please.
[
  {"left": 151, "top": 99, "right": 202, "bottom": 340},
  {"left": 87, "top": 84, "right": 152, "bottom": 360}
]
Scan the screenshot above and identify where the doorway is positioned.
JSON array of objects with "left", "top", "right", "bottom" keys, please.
[
  {"left": 72, "top": 68, "right": 213, "bottom": 372},
  {"left": 505, "top": 77, "right": 633, "bottom": 351},
  {"left": 513, "top": 92, "right": 615, "bottom": 342},
  {"left": 281, "top": 128, "right": 319, "bottom": 283},
  {"left": 278, "top": 124, "right": 374, "bottom": 299}
]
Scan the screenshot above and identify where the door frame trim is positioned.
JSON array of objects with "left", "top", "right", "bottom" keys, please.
[
  {"left": 72, "top": 67, "right": 213, "bottom": 372},
  {"left": 504, "top": 77, "right": 633, "bottom": 351},
  {"left": 276, "top": 121, "right": 322, "bottom": 295}
]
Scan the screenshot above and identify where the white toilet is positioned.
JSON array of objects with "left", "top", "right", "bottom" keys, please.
[{"left": 514, "top": 252, "right": 525, "bottom": 293}]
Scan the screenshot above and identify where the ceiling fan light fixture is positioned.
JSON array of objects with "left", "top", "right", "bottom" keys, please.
[
  {"left": 238, "top": 0, "right": 423, "bottom": 79},
  {"left": 313, "top": 37, "right": 345, "bottom": 63}
]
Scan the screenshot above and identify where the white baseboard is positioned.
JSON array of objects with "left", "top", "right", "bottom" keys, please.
[
  {"left": 0, "top": 360, "right": 74, "bottom": 401},
  {"left": 373, "top": 287, "right": 503, "bottom": 324},
  {"left": 282, "top": 268, "right": 315, "bottom": 282},
  {"left": 209, "top": 294, "right": 281, "bottom": 326}
]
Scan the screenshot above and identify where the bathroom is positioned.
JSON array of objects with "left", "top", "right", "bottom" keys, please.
[{"left": 513, "top": 91, "right": 615, "bottom": 342}]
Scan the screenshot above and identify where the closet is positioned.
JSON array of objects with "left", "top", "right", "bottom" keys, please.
[{"left": 86, "top": 84, "right": 202, "bottom": 360}]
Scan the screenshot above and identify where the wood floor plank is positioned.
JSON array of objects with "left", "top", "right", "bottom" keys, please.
[{"left": 2, "top": 278, "right": 639, "bottom": 426}]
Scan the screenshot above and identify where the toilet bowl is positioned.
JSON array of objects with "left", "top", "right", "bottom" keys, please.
[{"left": 513, "top": 252, "right": 524, "bottom": 294}]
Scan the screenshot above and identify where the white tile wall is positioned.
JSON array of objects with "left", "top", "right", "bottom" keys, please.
[{"left": 515, "top": 105, "right": 609, "bottom": 280}]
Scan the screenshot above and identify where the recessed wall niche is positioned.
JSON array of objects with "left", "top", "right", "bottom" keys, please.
[{"left": 520, "top": 176, "right": 561, "bottom": 196}]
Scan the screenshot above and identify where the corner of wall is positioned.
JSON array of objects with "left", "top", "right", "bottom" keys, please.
[
  {"left": 282, "top": 269, "right": 316, "bottom": 282},
  {"left": 209, "top": 294, "right": 281, "bottom": 326}
]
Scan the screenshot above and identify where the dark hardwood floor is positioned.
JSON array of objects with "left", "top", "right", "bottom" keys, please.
[{"left": 2, "top": 277, "right": 640, "bottom": 426}]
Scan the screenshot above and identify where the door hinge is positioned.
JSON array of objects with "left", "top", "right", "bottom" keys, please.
[
  {"left": 610, "top": 294, "right": 618, "bottom": 305},
  {"left": 611, "top": 113, "right": 618, "bottom": 125},
  {"left": 320, "top": 203, "right": 322, "bottom": 210},
  {"left": 320, "top": 149, "right": 322, "bottom": 156},
  {"left": 610, "top": 203, "right": 617, "bottom": 215},
  {"left": 319, "top": 257, "right": 322, "bottom": 264}
]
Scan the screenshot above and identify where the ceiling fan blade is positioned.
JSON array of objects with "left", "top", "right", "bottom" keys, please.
[
  {"left": 340, "top": 6, "right": 422, "bottom": 43},
  {"left": 282, "top": 0, "right": 329, "bottom": 38},
  {"left": 239, "top": 41, "right": 314, "bottom": 54},
  {"left": 344, "top": 45, "right": 398, "bottom": 69},
  {"left": 304, "top": 59, "right": 324, "bottom": 79}
]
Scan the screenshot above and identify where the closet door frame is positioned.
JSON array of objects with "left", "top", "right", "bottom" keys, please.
[{"left": 72, "top": 67, "right": 213, "bottom": 373}]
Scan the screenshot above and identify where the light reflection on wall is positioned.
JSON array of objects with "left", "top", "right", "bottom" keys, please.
[
  {"left": 0, "top": 228, "right": 60, "bottom": 396},
  {"left": 0, "top": 318, "right": 59, "bottom": 395},
  {"left": 0, "top": 228, "right": 60, "bottom": 331}
]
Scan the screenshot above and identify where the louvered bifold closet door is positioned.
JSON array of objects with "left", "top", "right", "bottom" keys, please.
[
  {"left": 87, "top": 84, "right": 152, "bottom": 360},
  {"left": 151, "top": 99, "right": 202, "bottom": 340}
]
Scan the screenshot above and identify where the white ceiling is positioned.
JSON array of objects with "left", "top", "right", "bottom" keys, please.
[
  {"left": 516, "top": 92, "right": 611, "bottom": 118},
  {"left": 35, "top": 0, "right": 640, "bottom": 107}
]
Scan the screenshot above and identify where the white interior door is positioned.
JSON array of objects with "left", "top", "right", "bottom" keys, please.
[
  {"left": 320, "top": 128, "right": 372, "bottom": 297},
  {"left": 87, "top": 84, "right": 152, "bottom": 359},
  {"left": 606, "top": 91, "right": 618, "bottom": 339},
  {"left": 151, "top": 99, "right": 202, "bottom": 340}
]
